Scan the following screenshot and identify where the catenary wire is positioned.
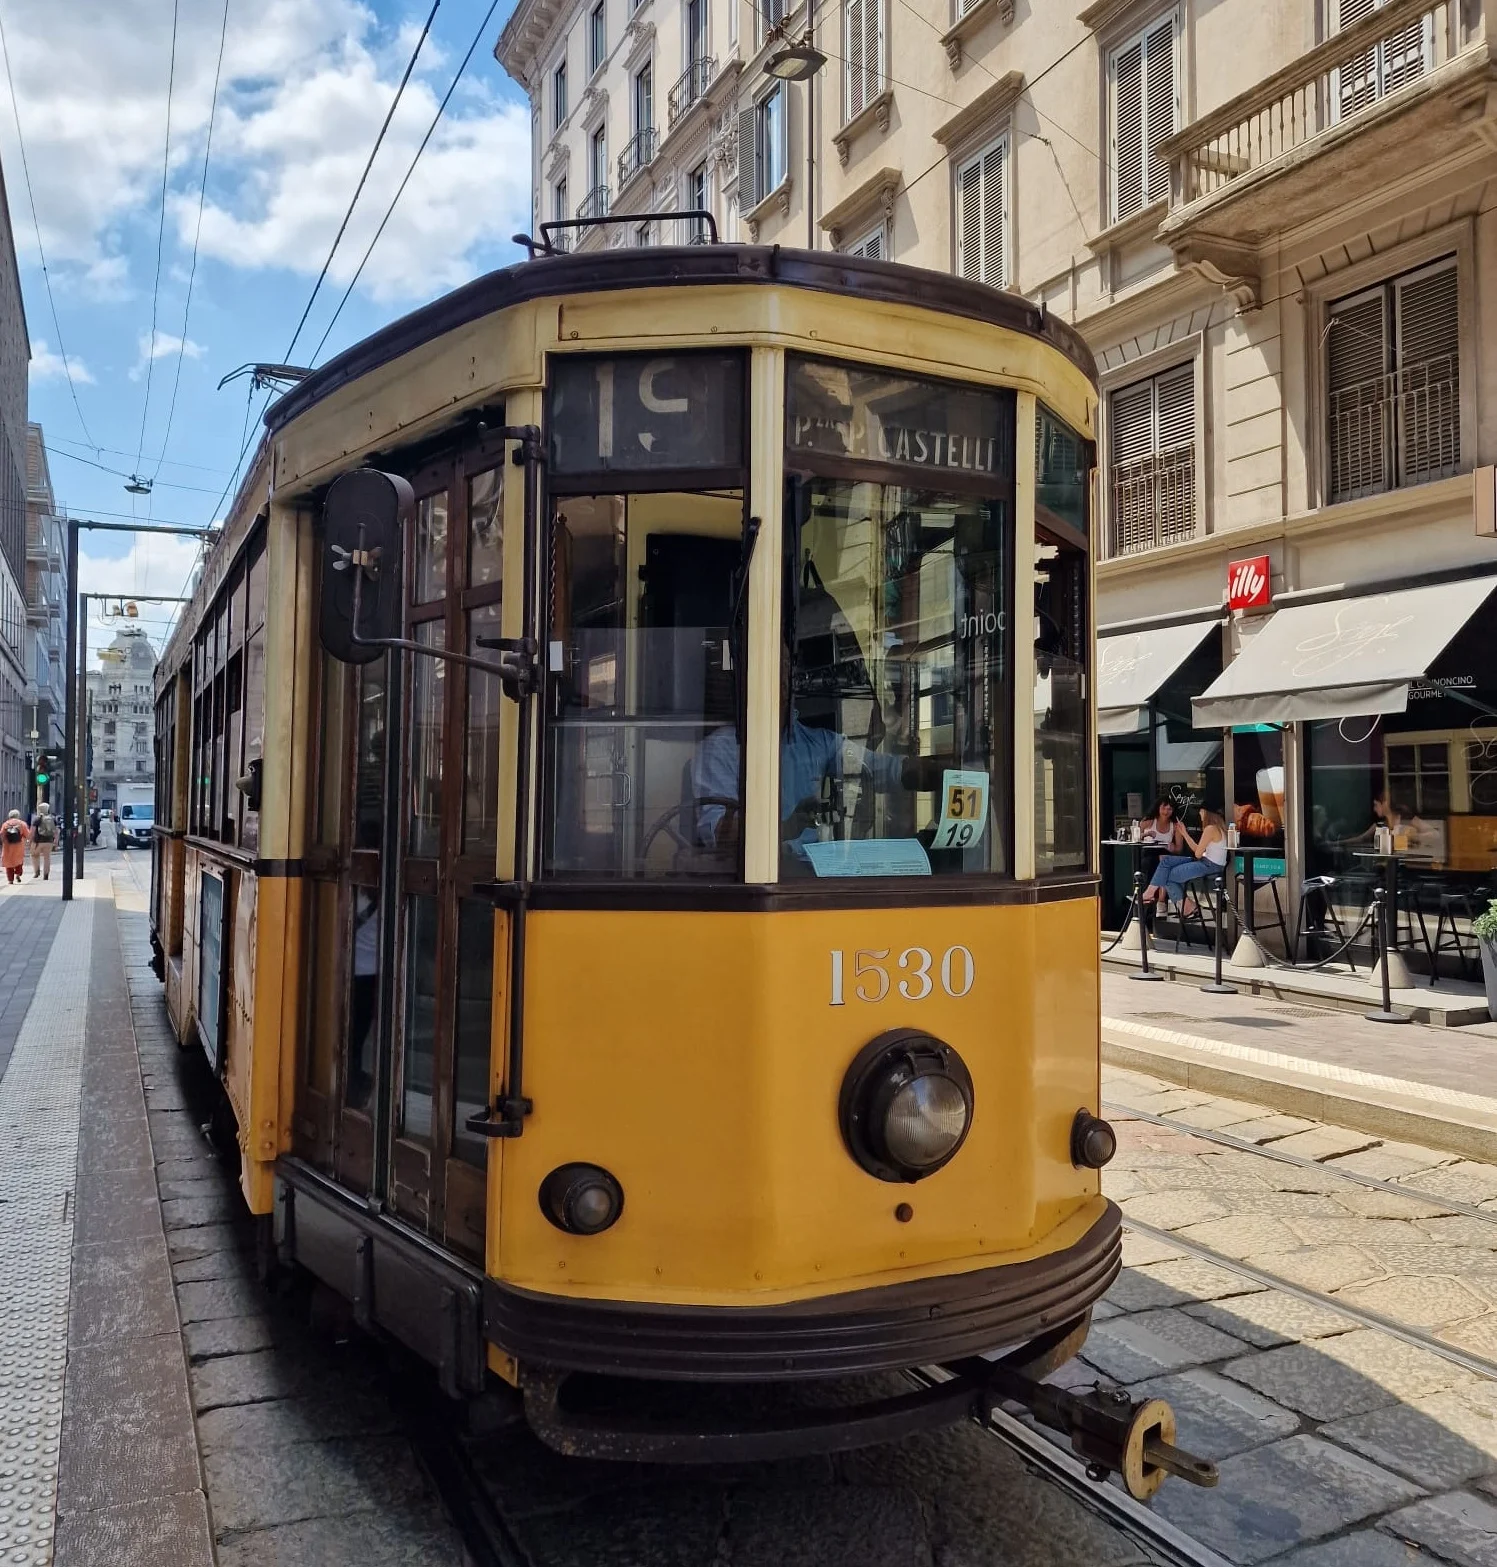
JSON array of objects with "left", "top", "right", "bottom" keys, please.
[
  {"left": 134, "top": 0, "right": 182, "bottom": 478},
  {"left": 199, "top": 0, "right": 443, "bottom": 550},
  {"left": 0, "top": 3, "right": 96, "bottom": 448},
  {"left": 312, "top": 0, "right": 505, "bottom": 364},
  {"left": 280, "top": 0, "right": 441, "bottom": 366},
  {"left": 152, "top": 0, "right": 231, "bottom": 483},
  {"left": 48, "top": 445, "right": 224, "bottom": 494},
  {"left": 48, "top": 434, "right": 232, "bottom": 478}
]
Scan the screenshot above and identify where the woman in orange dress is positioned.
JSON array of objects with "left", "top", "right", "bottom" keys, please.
[{"left": 1, "top": 810, "right": 29, "bottom": 884}]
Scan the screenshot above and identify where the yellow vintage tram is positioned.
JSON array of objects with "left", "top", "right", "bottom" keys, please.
[{"left": 150, "top": 241, "right": 1211, "bottom": 1493}]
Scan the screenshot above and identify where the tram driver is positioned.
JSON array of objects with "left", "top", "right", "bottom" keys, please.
[{"left": 690, "top": 640, "right": 947, "bottom": 855}]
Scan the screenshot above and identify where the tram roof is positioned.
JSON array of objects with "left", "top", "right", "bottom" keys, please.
[{"left": 266, "top": 245, "right": 1097, "bottom": 436}]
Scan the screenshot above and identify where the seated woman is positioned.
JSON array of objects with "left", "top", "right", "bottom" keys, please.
[
  {"left": 1140, "top": 798, "right": 1184, "bottom": 850},
  {"left": 1141, "top": 806, "right": 1229, "bottom": 915}
]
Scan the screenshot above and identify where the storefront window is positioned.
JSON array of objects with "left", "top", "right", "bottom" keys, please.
[
  {"left": 781, "top": 359, "right": 1015, "bottom": 879},
  {"left": 1230, "top": 726, "right": 1286, "bottom": 852}
]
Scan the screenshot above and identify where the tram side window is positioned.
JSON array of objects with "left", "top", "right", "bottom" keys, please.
[
  {"left": 542, "top": 349, "right": 748, "bottom": 881},
  {"left": 778, "top": 358, "right": 1017, "bottom": 879},
  {"left": 543, "top": 490, "right": 745, "bottom": 878},
  {"left": 1034, "top": 404, "right": 1092, "bottom": 876}
]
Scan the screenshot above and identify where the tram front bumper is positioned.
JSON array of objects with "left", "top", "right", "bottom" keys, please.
[{"left": 485, "top": 1198, "right": 1121, "bottom": 1382}]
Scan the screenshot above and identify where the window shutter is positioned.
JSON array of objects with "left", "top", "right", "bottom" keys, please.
[
  {"left": 1326, "top": 289, "right": 1390, "bottom": 500},
  {"left": 1109, "top": 381, "right": 1155, "bottom": 552},
  {"left": 1155, "top": 364, "right": 1194, "bottom": 452},
  {"left": 846, "top": 0, "right": 866, "bottom": 120},
  {"left": 1336, "top": 0, "right": 1383, "bottom": 117},
  {"left": 738, "top": 107, "right": 758, "bottom": 209},
  {"left": 956, "top": 154, "right": 982, "bottom": 281},
  {"left": 866, "top": 0, "right": 884, "bottom": 104},
  {"left": 1395, "top": 262, "right": 1459, "bottom": 482},
  {"left": 849, "top": 227, "right": 884, "bottom": 259},
  {"left": 981, "top": 138, "right": 1006, "bottom": 287},
  {"left": 1111, "top": 38, "right": 1145, "bottom": 223},
  {"left": 1143, "top": 17, "right": 1176, "bottom": 206}
]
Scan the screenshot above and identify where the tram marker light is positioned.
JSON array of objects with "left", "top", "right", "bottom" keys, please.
[{"left": 540, "top": 1163, "right": 625, "bottom": 1235}]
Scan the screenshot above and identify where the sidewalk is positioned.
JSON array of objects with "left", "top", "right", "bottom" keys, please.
[
  {"left": 0, "top": 857, "right": 463, "bottom": 1566},
  {"left": 1101, "top": 968, "right": 1497, "bottom": 1163}
]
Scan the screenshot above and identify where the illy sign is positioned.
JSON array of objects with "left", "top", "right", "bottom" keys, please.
[{"left": 1227, "top": 554, "right": 1272, "bottom": 611}]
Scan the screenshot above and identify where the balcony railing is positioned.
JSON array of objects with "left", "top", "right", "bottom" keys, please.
[
  {"left": 577, "top": 184, "right": 610, "bottom": 221},
  {"left": 668, "top": 57, "right": 716, "bottom": 126},
  {"left": 618, "top": 127, "right": 657, "bottom": 186},
  {"left": 1165, "top": 0, "right": 1473, "bottom": 209},
  {"left": 1108, "top": 449, "right": 1197, "bottom": 558},
  {"left": 1328, "top": 356, "right": 1460, "bottom": 503}
]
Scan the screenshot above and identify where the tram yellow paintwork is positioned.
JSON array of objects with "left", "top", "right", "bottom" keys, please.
[{"left": 151, "top": 246, "right": 1118, "bottom": 1459}]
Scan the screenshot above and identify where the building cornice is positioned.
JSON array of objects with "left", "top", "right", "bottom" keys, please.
[
  {"left": 820, "top": 167, "right": 901, "bottom": 246},
  {"left": 940, "top": 0, "right": 1015, "bottom": 71},
  {"left": 932, "top": 72, "right": 1025, "bottom": 150},
  {"left": 495, "top": 0, "right": 571, "bottom": 90}
]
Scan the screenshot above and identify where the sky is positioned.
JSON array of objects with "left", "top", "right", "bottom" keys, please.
[{"left": 7, "top": 0, "right": 531, "bottom": 665}]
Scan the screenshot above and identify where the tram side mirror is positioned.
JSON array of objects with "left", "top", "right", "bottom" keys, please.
[{"left": 320, "top": 469, "right": 411, "bottom": 663}]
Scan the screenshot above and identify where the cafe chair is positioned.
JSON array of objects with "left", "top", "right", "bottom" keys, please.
[
  {"left": 1427, "top": 885, "right": 1490, "bottom": 985},
  {"left": 1233, "top": 862, "right": 1292, "bottom": 957},
  {"left": 1294, "top": 875, "right": 1356, "bottom": 970},
  {"left": 1393, "top": 879, "right": 1435, "bottom": 974},
  {"left": 1163, "top": 885, "right": 1217, "bottom": 955}
]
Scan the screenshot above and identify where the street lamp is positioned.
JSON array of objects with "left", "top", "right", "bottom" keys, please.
[
  {"left": 764, "top": 40, "right": 827, "bottom": 80},
  {"left": 763, "top": 32, "right": 827, "bottom": 250}
]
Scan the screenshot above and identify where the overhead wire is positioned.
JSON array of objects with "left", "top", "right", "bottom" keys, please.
[
  {"left": 0, "top": 3, "right": 96, "bottom": 448},
  {"left": 281, "top": 0, "right": 441, "bottom": 366},
  {"left": 47, "top": 434, "right": 232, "bottom": 478},
  {"left": 134, "top": 0, "right": 182, "bottom": 479},
  {"left": 312, "top": 0, "right": 505, "bottom": 364},
  {"left": 152, "top": 0, "right": 231, "bottom": 483},
  {"left": 48, "top": 445, "right": 224, "bottom": 494},
  {"left": 197, "top": 0, "right": 443, "bottom": 563}
]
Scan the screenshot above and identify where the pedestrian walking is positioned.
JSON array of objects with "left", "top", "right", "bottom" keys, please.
[
  {"left": 89, "top": 807, "right": 100, "bottom": 846},
  {"left": 99, "top": 810, "right": 117, "bottom": 850},
  {"left": 1, "top": 810, "right": 29, "bottom": 885},
  {"left": 30, "top": 805, "right": 56, "bottom": 880}
]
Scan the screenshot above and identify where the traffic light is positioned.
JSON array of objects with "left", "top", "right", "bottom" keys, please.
[{"left": 35, "top": 752, "right": 50, "bottom": 786}]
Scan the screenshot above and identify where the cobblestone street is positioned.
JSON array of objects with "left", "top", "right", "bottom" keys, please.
[{"left": 4, "top": 859, "right": 1497, "bottom": 1563}]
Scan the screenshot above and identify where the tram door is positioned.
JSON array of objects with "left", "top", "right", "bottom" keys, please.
[{"left": 382, "top": 444, "right": 508, "bottom": 1260}]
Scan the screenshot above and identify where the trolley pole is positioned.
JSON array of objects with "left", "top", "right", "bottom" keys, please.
[{"left": 60, "top": 519, "right": 215, "bottom": 902}]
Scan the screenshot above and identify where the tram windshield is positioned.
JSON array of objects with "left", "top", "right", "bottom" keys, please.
[{"left": 778, "top": 359, "right": 1016, "bottom": 878}]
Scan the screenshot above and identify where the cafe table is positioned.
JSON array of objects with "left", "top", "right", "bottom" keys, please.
[
  {"left": 1100, "top": 838, "right": 1174, "bottom": 946},
  {"left": 1352, "top": 849, "right": 1435, "bottom": 989}
]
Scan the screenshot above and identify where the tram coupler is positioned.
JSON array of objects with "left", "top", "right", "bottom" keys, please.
[{"left": 982, "top": 1365, "right": 1218, "bottom": 1501}]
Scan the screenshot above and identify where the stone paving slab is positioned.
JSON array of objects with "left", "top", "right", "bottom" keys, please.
[{"left": 1382, "top": 1490, "right": 1497, "bottom": 1566}]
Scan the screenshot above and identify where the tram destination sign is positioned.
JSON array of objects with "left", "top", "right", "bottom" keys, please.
[
  {"left": 549, "top": 351, "right": 745, "bottom": 476},
  {"left": 787, "top": 358, "right": 1015, "bottom": 481}
]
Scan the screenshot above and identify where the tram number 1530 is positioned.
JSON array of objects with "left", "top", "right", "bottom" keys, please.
[{"left": 829, "top": 947, "right": 975, "bottom": 1006}]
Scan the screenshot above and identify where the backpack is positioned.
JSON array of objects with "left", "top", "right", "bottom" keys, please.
[
  {"left": 3, "top": 823, "right": 20, "bottom": 843},
  {"left": 35, "top": 816, "right": 54, "bottom": 843}
]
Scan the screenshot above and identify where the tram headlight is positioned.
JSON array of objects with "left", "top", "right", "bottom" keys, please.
[
  {"left": 539, "top": 1163, "right": 625, "bottom": 1236},
  {"left": 839, "top": 1030, "right": 974, "bottom": 1184}
]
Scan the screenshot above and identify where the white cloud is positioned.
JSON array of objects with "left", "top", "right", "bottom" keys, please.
[
  {"left": 0, "top": 1, "right": 530, "bottom": 309},
  {"left": 29, "top": 339, "right": 95, "bottom": 384},
  {"left": 129, "top": 330, "right": 205, "bottom": 381}
]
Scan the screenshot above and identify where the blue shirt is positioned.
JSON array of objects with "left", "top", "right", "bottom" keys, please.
[{"left": 691, "top": 720, "right": 905, "bottom": 844}]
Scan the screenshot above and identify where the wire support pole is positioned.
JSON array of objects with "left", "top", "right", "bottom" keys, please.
[{"left": 61, "top": 518, "right": 79, "bottom": 902}]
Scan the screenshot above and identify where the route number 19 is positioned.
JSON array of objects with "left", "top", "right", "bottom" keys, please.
[{"left": 829, "top": 946, "right": 976, "bottom": 1005}]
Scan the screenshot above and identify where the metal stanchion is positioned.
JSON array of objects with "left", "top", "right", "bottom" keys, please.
[
  {"left": 1200, "top": 875, "right": 1237, "bottom": 995},
  {"left": 1128, "top": 869, "right": 1165, "bottom": 983},
  {"left": 1365, "top": 887, "right": 1408, "bottom": 1025}
]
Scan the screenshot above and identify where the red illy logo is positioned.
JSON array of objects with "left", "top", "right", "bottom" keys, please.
[{"left": 1227, "top": 555, "right": 1271, "bottom": 610}]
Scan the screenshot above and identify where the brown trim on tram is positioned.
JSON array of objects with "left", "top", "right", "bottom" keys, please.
[
  {"left": 485, "top": 1201, "right": 1120, "bottom": 1382},
  {"left": 174, "top": 837, "right": 306, "bottom": 878},
  {"left": 266, "top": 248, "right": 1097, "bottom": 436},
  {"left": 477, "top": 876, "right": 1099, "bottom": 913},
  {"left": 253, "top": 858, "right": 306, "bottom": 878}
]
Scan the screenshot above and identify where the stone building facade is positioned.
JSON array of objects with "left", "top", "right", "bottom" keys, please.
[
  {"left": 498, "top": 0, "right": 1497, "bottom": 951},
  {"left": 86, "top": 627, "right": 157, "bottom": 812}
]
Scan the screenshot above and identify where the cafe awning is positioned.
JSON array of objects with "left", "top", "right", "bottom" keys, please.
[
  {"left": 1097, "top": 619, "right": 1220, "bottom": 737},
  {"left": 1192, "top": 577, "right": 1497, "bottom": 728}
]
